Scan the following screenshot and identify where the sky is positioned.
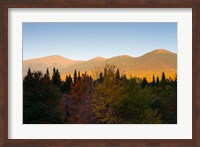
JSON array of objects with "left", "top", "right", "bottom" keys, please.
[{"left": 23, "top": 22, "right": 177, "bottom": 60}]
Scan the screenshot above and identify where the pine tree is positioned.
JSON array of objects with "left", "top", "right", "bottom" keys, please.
[
  {"left": 78, "top": 71, "right": 81, "bottom": 81},
  {"left": 26, "top": 67, "right": 32, "bottom": 80},
  {"left": 122, "top": 74, "right": 127, "bottom": 81},
  {"left": 68, "top": 74, "right": 72, "bottom": 83},
  {"left": 161, "top": 71, "right": 166, "bottom": 83},
  {"left": 174, "top": 73, "right": 177, "bottom": 83},
  {"left": 23, "top": 70, "right": 63, "bottom": 124},
  {"left": 66, "top": 74, "right": 72, "bottom": 94},
  {"left": 74, "top": 69, "right": 77, "bottom": 83},
  {"left": 156, "top": 76, "right": 160, "bottom": 85},
  {"left": 61, "top": 75, "right": 68, "bottom": 93},
  {"left": 52, "top": 68, "right": 61, "bottom": 88},
  {"left": 99, "top": 72, "right": 103, "bottom": 83},
  {"left": 53, "top": 67, "right": 56, "bottom": 75},
  {"left": 44, "top": 68, "right": 50, "bottom": 80},
  {"left": 56, "top": 69, "right": 61, "bottom": 87},
  {"left": 116, "top": 68, "right": 120, "bottom": 80},
  {"left": 104, "top": 67, "right": 107, "bottom": 77},
  {"left": 141, "top": 77, "right": 148, "bottom": 88},
  {"left": 43, "top": 68, "right": 50, "bottom": 84},
  {"left": 152, "top": 75, "right": 155, "bottom": 86},
  {"left": 23, "top": 68, "right": 33, "bottom": 87}
]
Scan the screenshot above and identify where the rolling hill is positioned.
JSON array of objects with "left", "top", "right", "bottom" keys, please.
[{"left": 23, "top": 49, "right": 177, "bottom": 81}]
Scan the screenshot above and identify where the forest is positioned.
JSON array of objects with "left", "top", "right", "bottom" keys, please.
[{"left": 23, "top": 65, "right": 177, "bottom": 124}]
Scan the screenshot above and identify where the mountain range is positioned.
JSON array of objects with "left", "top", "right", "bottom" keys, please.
[{"left": 23, "top": 49, "right": 177, "bottom": 81}]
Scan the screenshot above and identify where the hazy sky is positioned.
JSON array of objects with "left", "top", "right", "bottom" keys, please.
[{"left": 23, "top": 22, "right": 177, "bottom": 60}]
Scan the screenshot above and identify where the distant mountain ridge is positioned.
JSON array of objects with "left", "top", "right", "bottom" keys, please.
[{"left": 23, "top": 49, "right": 177, "bottom": 81}]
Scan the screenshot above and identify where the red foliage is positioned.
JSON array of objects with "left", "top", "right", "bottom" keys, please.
[{"left": 70, "top": 74, "right": 96, "bottom": 124}]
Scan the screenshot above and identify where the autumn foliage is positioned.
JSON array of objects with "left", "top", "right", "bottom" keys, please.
[{"left": 23, "top": 65, "right": 177, "bottom": 124}]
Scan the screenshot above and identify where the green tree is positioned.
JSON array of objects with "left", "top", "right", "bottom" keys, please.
[
  {"left": 114, "top": 78, "right": 162, "bottom": 124},
  {"left": 151, "top": 73, "right": 177, "bottom": 123},
  {"left": 23, "top": 71, "right": 63, "bottom": 124},
  {"left": 92, "top": 65, "right": 123, "bottom": 123}
]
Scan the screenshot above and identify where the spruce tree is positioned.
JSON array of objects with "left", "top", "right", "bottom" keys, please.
[
  {"left": 52, "top": 68, "right": 61, "bottom": 88},
  {"left": 74, "top": 69, "right": 77, "bottom": 83},
  {"left": 78, "top": 71, "right": 81, "bottom": 81},
  {"left": 141, "top": 77, "right": 148, "bottom": 88},
  {"left": 152, "top": 75, "right": 155, "bottom": 86},
  {"left": 26, "top": 67, "right": 32, "bottom": 80},
  {"left": 66, "top": 74, "right": 72, "bottom": 94},
  {"left": 42, "top": 68, "right": 50, "bottom": 84},
  {"left": 161, "top": 71, "right": 166, "bottom": 83},
  {"left": 44, "top": 68, "right": 50, "bottom": 80},
  {"left": 122, "top": 74, "right": 127, "bottom": 81},
  {"left": 104, "top": 68, "right": 107, "bottom": 77},
  {"left": 156, "top": 76, "right": 160, "bottom": 85},
  {"left": 116, "top": 68, "right": 120, "bottom": 80},
  {"left": 99, "top": 72, "right": 103, "bottom": 83}
]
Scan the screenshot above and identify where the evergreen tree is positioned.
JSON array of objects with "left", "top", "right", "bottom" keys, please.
[
  {"left": 141, "top": 77, "right": 148, "bottom": 88},
  {"left": 115, "top": 78, "right": 162, "bottom": 124},
  {"left": 161, "top": 71, "right": 166, "bottom": 83},
  {"left": 23, "top": 70, "right": 63, "bottom": 124},
  {"left": 23, "top": 64, "right": 177, "bottom": 124},
  {"left": 53, "top": 67, "right": 56, "bottom": 75},
  {"left": 174, "top": 73, "right": 177, "bottom": 83},
  {"left": 42, "top": 68, "right": 50, "bottom": 85},
  {"left": 78, "top": 71, "right": 81, "bottom": 81},
  {"left": 122, "top": 74, "right": 127, "bottom": 81},
  {"left": 152, "top": 75, "right": 155, "bottom": 86},
  {"left": 52, "top": 68, "right": 61, "bottom": 88},
  {"left": 156, "top": 76, "right": 160, "bottom": 85},
  {"left": 23, "top": 67, "right": 33, "bottom": 88},
  {"left": 116, "top": 68, "right": 120, "bottom": 80},
  {"left": 74, "top": 69, "right": 77, "bottom": 83},
  {"left": 66, "top": 74, "right": 72, "bottom": 94},
  {"left": 26, "top": 67, "right": 32, "bottom": 79},
  {"left": 68, "top": 74, "right": 72, "bottom": 83},
  {"left": 61, "top": 75, "right": 68, "bottom": 93},
  {"left": 44, "top": 68, "right": 50, "bottom": 80},
  {"left": 98, "top": 72, "right": 103, "bottom": 83},
  {"left": 104, "top": 67, "right": 107, "bottom": 77}
]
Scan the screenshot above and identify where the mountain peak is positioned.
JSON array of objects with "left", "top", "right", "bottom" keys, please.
[
  {"left": 113, "top": 55, "right": 133, "bottom": 58},
  {"left": 90, "top": 56, "right": 106, "bottom": 61},
  {"left": 151, "top": 49, "right": 172, "bottom": 54},
  {"left": 43, "top": 55, "right": 67, "bottom": 59}
]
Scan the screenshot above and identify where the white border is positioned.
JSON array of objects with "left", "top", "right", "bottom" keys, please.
[{"left": 8, "top": 8, "right": 192, "bottom": 139}]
